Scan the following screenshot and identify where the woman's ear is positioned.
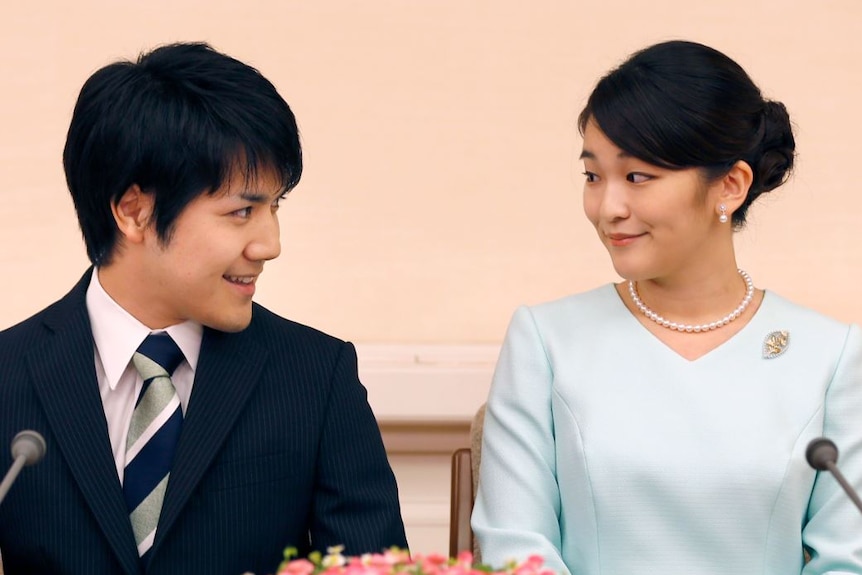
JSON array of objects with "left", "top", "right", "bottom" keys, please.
[
  {"left": 111, "top": 184, "right": 154, "bottom": 245},
  {"left": 720, "top": 160, "right": 754, "bottom": 214}
]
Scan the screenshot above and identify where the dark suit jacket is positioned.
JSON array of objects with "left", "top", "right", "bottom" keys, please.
[{"left": 0, "top": 270, "right": 407, "bottom": 574}]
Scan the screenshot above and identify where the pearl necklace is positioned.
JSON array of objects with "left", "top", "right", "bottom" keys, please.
[{"left": 628, "top": 269, "right": 755, "bottom": 333}]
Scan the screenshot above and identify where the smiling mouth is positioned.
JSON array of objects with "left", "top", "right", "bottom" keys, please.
[
  {"left": 606, "top": 233, "right": 646, "bottom": 246},
  {"left": 224, "top": 275, "right": 257, "bottom": 285}
]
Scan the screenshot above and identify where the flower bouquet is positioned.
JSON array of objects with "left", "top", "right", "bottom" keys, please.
[{"left": 249, "top": 545, "right": 555, "bottom": 575}]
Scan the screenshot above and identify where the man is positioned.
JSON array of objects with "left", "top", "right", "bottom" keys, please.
[{"left": 0, "top": 42, "right": 407, "bottom": 574}]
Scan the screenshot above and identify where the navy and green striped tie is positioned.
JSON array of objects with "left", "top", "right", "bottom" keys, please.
[{"left": 123, "top": 333, "right": 184, "bottom": 561}]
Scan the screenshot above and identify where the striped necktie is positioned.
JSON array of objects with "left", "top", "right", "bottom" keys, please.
[{"left": 123, "top": 333, "right": 184, "bottom": 561}]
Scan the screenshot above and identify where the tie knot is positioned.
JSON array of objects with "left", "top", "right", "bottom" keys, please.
[{"left": 135, "top": 333, "right": 184, "bottom": 376}]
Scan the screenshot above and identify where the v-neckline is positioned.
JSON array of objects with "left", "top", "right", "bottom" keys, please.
[{"left": 610, "top": 284, "right": 770, "bottom": 363}]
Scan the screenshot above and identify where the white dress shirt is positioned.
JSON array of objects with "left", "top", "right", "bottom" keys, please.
[{"left": 86, "top": 270, "right": 203, "bottom": 484}]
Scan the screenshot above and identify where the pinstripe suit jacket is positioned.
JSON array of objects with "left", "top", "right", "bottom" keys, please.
[{"left": 0, "top": 269, "right": 407, "bottom": 575}]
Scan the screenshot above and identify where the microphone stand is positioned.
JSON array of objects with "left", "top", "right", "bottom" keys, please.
[
  {"left": 806, "top": 437, "right": 862, "bottom": 515},
  {"left": 0, "top": 430, "right": 47, "bottom": 506}
]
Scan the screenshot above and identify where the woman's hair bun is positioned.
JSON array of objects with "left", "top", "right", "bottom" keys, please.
[{"left": 750, "top": 100, "right": 796, "bottom": 198}]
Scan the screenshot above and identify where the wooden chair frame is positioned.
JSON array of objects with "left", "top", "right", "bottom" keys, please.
[{"left": 449, "top": 447, "right": 474, "bottom": 557}]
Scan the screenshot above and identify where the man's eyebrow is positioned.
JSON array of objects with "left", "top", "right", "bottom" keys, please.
[{"left": 237, "top": 190, "right": 281, "bottom": 203}]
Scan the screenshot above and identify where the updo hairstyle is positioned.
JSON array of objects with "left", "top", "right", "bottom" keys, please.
[{"left": 578, "top": 40, "right": 795, "bottom": 228}]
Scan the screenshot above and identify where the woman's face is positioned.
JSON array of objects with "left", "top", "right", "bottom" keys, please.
[{"left": 581, "top": 120, "right": 724, "bottom": 283}]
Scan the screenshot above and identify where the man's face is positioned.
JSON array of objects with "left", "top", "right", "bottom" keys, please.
[{"left": 133, "top": 168, "right": 284, "bottom": 332}]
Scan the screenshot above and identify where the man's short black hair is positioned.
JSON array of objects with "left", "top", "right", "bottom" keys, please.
[{"left": 63, "top": 42, "right": 302, "bottom": 265}]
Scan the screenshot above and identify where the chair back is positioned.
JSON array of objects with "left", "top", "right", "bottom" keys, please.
[
  {"left": 449, "top": 403, "right": 486, "bottom": 560},
  {"left": 449, "top": 447, "right": 473, "bottom": 557}
]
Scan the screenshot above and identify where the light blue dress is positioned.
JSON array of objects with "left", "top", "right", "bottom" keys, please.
[{"left": 472, "top": 285, "right": 862, "bottom": 575}]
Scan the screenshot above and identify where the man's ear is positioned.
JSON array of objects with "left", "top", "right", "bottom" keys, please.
[
  {"left": 111, "top": 184, "right": 154, "bottom": 244},
  {"left": 718, "top": 160, "right": 754, "bottom": 215}
]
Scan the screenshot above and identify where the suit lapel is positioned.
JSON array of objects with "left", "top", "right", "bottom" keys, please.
[
  {"left": 28, "top": 271, "right": 141, "bottom": 575},
  {"left": 153, "top": 323, "right": 268, "bottom": 553}
]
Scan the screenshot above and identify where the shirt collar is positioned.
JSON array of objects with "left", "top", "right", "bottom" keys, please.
[{"left": 86, "top": 269, "right": 204, "bottom": 390}]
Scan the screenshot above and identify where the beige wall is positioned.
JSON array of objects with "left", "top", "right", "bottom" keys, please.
[{"left": 0, "top": 1, "right": 860, "bottom": 343}]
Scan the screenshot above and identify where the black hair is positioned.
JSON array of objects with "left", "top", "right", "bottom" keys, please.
[
  {"left": 578, "top": 40, "right": 795, "bottom": 227},
  {"left": 63, "top": 42, "right": 302, "bottom": 265}
]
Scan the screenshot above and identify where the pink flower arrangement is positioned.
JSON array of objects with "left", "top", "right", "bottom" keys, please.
[{"left": 247, "top": 546, "right": 555, "bottom": 575}]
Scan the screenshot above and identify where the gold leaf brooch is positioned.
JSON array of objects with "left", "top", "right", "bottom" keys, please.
[{"left": 763, "top": 330, "right": 790, "bottom": 359}]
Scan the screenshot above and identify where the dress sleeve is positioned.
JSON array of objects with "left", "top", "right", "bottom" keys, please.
[
  {"left": 803, "top": 324, "right": 862, "bottom": 574},
  {"left": 471, "top": 306, "right": 570, "bottom": 575}
]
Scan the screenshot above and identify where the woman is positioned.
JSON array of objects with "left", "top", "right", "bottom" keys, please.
[{"left": 471, "top": 40, "right": 862, "bottom": 575}]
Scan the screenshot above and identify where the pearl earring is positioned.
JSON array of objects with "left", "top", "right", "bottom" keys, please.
[{"left": 719, "top": 204, "right": 728, "bottom": 224}]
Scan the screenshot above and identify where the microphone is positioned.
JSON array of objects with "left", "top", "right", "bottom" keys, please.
[
  {"left": 0, "top": 430, "right": 46, "bottom": 506},
  {"left": 806, "top": 437, "right": 862, "bottom": 515}
]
